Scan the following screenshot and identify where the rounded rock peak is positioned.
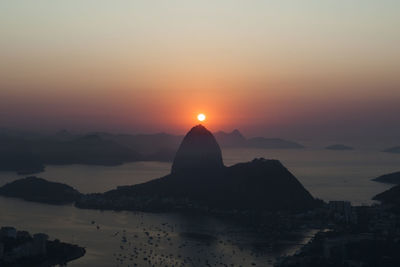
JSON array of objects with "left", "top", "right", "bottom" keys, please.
[{"left": 171, "top": 124, "right": 224, "bottom": 174}]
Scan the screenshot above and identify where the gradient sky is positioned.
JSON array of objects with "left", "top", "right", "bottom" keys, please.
[{"left": 0, "top": 1, "right": 399, "bottom": 143}]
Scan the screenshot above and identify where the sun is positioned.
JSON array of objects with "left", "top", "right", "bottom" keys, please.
[{"left": 197, "top": 113, "right": 206, "bottom": 122}]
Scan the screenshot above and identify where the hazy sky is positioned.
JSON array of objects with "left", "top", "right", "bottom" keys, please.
[{"left": 0, "top": 1, "right": 399, "bottom": 142}]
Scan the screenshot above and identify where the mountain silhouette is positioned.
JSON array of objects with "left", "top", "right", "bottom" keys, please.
[
  {"left": 0, "top": 135, "right": 44, "bottom": 174},
  {"left": 34, "top": 134, "right": 141, "bottom": 166},
  {"left": 77, "top": 125, "right": 317, "bottom": 212},
  {"left": 0, "top": 128, "right": 306, "bottom": 175},
  {"left": 214, "top": 129, "right": 246, "bottom": 147},
  {"left": 171, "top": 125, "right": 224, "bottom": 174}
]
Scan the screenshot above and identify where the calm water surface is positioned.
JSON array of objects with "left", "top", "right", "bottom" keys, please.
[{"left": 0, "top": 148, "right": 399, "bottom": 266}]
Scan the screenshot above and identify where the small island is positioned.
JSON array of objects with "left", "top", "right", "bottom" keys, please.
[
  {"left": 0, "top": 226, "right": 85, "bottom": 266},
  {"left": 372, "top": 171, "right": 400, "bottom": 184},
  {"left": 384, "top": 146, "right": 400, "bottom": 154},
  {"left": 325, "top": 144, "right": 354, "bottom": 150},
  {"left": 0, "top": 176, "right": 81, "bottom": 205}
]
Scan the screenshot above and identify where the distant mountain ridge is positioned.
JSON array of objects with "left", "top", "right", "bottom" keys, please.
[
  {"left": 0, "top": 128, "right": 305, "bottom": 174},
  {"left": 35, "top": 134, "right": 141, "bottom": 166},
  {"left": 105, "top": 129, "right": 304, "bottom": 152},
  {"left": 214, "top": 129, "right": 246, "bottom": 147},
  {"left": 325, "top": 144, "right": 354, "bottom": 150},
  {"left": 214, "top": 130, "right": 304, "bottom": 149},
  {"left": 0, "top": 135, "right": 45, "bottom": 174}
]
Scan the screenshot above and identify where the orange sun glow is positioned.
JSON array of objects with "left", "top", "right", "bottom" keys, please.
[{"left": 197, "top": 113, "right": 206, "bottom": 122}]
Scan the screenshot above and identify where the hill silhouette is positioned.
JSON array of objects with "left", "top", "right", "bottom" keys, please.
[
  {"left": 0, "top": 176, "right": 81, "bottom": 204},
  {"left": 373, "top": 185, "right": 400, "bottom": 213},
  {"left": 0, "top": 134, "right": 141, "bottom": 173},
  {"left": 0, "top": 135, "right": 44, "bottom": 174},
  {"left": 171, "top": 125, "right": 224, "bottom": 174},
  {"left": 34, "top": 134, "right": 141, "bottom": 166},
  {"left": 372, "top": 171, "right": 400, "bottom": 184},
  {"left": 77, "top": 125, "right": 317, "bottom": 212},
  {"left": 214, "top": 129, "right": 246, "bottom": 147}
]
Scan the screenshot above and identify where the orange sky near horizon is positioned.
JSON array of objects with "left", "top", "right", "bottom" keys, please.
[{"left": 0, "top": 0, "right": 399, "bottom": 140}]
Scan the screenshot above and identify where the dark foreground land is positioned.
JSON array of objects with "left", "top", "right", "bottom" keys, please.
[
  {"left": 276, "top": 185, "right": 400, "bottom": 267},
  {"left": 3, "top": 175, "right": 400, "bottom": 266},
  {"left": 0, "top": 226, "right": 85, "bottom": 267}
]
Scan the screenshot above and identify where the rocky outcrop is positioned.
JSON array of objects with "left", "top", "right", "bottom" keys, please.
[{"left": 171, "top": 125, "right": 224, "bottom": 174}]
